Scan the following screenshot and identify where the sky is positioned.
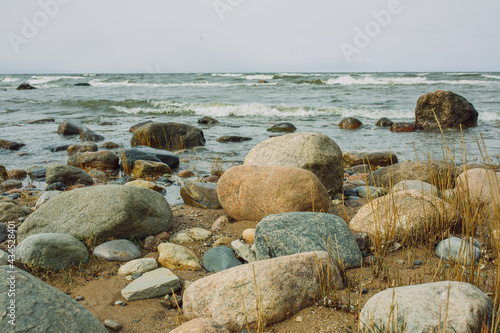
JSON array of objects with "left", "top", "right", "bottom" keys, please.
[{"left": 1, "top": 0, "right": 499, "bottom": 73}]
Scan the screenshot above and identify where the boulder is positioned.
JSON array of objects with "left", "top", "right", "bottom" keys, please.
[
  {"left": 0, "top": 202, "right": 27, "bottom": 222},
  {"left": 390, "top": 122, "right": 416, "bottom": 132},
  {"left": 170, "top": 228, "right": 212, "bottom": 244},
  {"left": 0, "top": 179, "right": 22, "bottom": 191},
  {"left": 183, "top": 251, "right": 343, "bottom": 332},
  {"left": 158, "top": 242, "right": 202, "bottom": 271},
  {"left": 0, "top": 250, "right": 8, "bottom": 265},
  {"left": 121, "top": 146, "right": 180, "bottom": 170},
  {"left": 16, "top": 83, "right": 36, "bottom": 90},
  {"left": 375, "top": 117, "right": 393, "bottom": 127},
  {"left": 0, "top": 223, "right": 6, "bottom": 242},
  {"left": 99, "top": 141, "right": 120, "bottom": 149},
  {"left": 124, "top": 180, "right": 165, "bottom": 192},
  {"left": 45, "top": 164, "right": 94, "bottom": 187},
  {"left": 28, "top": 166, "right": 47, "bottom": 179},
  {"left": 180, "top": 182, "right": 221, "bottom": 209},
  {"left": 17, "top": 185, "right": 174, "bottom": 242},
  {"left": 415, "top": 90, "right": 478, "bottom": 128},
  {"left": 267, "top": 122, "right": 296, "bottom": 133},
  {"left": 435, "top": 237, "right": 481, "bottom": 265},
  {"left": 7, "top": 169, "right": 27, "bottom": 180},
  {"left": 93, "top": 239, "right": 141, "bottom": 262},
  {"left": 367, "top": 160, "right": 459, "bottom": 190},
  {"left": 0, "top": 267, "right": 107, "bottom": 332},
  {"left": 118, "top": 258, "right": 158, "bottom": 276},
  {"left": 130, "top": 122, "right": 205, "bottom": 150},
  {"left": 390, "top": 180, "right": 441, "bottom": 197},
  {"left": 16, "top": 233, "right": 89, "bottom": 271},
  {"left": 198, "top": 116, "right": 220, "bottom": 125},
  {"left": 88, "top": 169, "right": 106, "bottom": 183},
  {"left": 170, "top": 318, "right": 230, "bottom": 333},
  {"left": 68, "top": 151, "right": 119, "bottom": 171},
  {"left": 217, "top": 136, "right": 252, "bottom": 143},
  {"left": 57, "top": 120, "right": 104, "bottom": 141},
  {"left": 202, "top": 246, "right": 242, "bottom": 273},
  {"left": 177, "top": 170, "right": 196, "bottom": 178},
  {"left": 74, "top": 82, "right": 91, "bottom": 86},
  {"left": 67, "top": 142, "right": 98, "bottom": 155},
  {"left": 0, "top": 139, "right": 25, "bottom": 150},
  {"left": 121, "top": 267, "right": 180, "bottom": 301},
  {"left": 0, "top": 165, "right": 6, "bottom": 180},
  {"left": 254, "top": 212, "right": 361, "bottom": 267},
  {"left": 243, "top": 132, "right": 343, "bottom": 194},
  {"left": 129, "top": 120, "right": 154, "bottom": 133},
  {"left": 360, "top": 281, "right": 492, "bottom": 333},
  {"left": 343, "top": 151, "right": 398, "bottom": 168},
  {"left": 131, "top": 160, "right": 172, "bottom": 178},
  {"left": 455, "top": 168, "right": 500, "bottom": 218},
  {"left": 217, "top": 165, "right": 330, "bottom": 221},
  {"left": 349, "top": 191, "right": 461, "bottom": 243},
  {"left": 339, "top": 117, "right": 363, "bottom": 129}
]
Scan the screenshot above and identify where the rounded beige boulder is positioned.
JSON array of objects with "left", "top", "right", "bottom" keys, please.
[
  {"left": 243, "top": 132, "right": 343, "bottom": 194},
  {"left": 217, "top": 165, "right": 330, "bottom": 221},
  {"left": 455, "top": 168, "right": 500, "bottom": 218}
]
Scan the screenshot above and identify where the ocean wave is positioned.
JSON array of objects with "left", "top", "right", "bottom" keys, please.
[
  {"left": 326, "top": 74, "right": 492, "bottom": 86},
  {"left": 88, "top": 79, "right": 277, "bottom": 88},
  {"left": 483, "top": 74, "right": 500, "bottom": 80},
  {"left": 211, "top": 73, "right": 243, "bottom": 77},
  {"left": 479, "top": 111, "right": 500, "bottom": 121},
  {"left": 28, "top": 75, "right": 83, "bottom": 85},
  {"left": 110, "top": 105, "right": 194, "bottom": 115},
  {"left": 0, "top": 77, "right": 19, "bottom": 83},
  {"left": 245, "top": 75, "right": 274, "bottom": 80}
]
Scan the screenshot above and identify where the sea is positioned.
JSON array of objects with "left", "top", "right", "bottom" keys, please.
[{"left": 1, "top": 72, "right": 499, "bottom": 203}]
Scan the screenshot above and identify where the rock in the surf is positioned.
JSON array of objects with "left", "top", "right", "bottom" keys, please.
[
  {"left": 45, "top": 164, "right": 94, "bottom": 187},
  {"left": 68, "top": 151, "right": 120, "bottom": 171},
  {"left": 130, "top": 122, "right": 205, "bottom": 150}
]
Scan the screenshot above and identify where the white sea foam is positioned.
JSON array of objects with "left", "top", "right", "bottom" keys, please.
[
  {"left": 211, "top": 73, "right": 243, "bottom": 77},
  {"left": 326, "top": 74, "right": 491, "bottom": 86},
  {"left": 28, "top": 75, "right": 82, "bottom": 85},
  {"left": 483, "top": 74, "right": 500, "bottom": 80},
  {"left": 89, "top": 79, "right": 276, "bottom": 88},
  {"left": 0, "top": 77, "right": 19, "bottom": 83},
  {"left": 245, "top": 75, "right": 274, "bottom": 80}
]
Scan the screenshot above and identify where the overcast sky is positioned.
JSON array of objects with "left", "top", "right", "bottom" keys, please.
[{"left": 1, "top": 0, "right": 499, "bottom": 73}]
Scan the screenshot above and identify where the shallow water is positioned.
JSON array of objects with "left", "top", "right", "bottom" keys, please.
[{"left": 1, "top": 72, "right": 499, "bottom": 203}]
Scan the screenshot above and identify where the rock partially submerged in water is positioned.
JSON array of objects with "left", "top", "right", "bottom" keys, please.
[
  {"left": 343, "top": 151, "right": 398, "bottom": 168},
  {"left": 218, "top": 165, "right": 330, "bottom": 221},
  {"left": 0, "top": 266, "right": 108, "bottom": 332},
  {"left": 217, "top": 136, "right": 252, "bottom": 143},
  {"left": 415, "top": 90, "right": 478, "bottom": 128},
  {"left": 267, "top": 122, "right": 297, "bottom": 133},
  {"left": 16, "top": 83, "right": 36, "bottom": 90},
  {"left": 244, "top": 132, "right": 344, "bottom": 194},
  {"left": 68, "top": 150, "right": 120, "bottom": 171},
  {"left": 58, "top": 120, "right": 104, "bottom": 141},
  {"left": 375, "top": 117, "right": 393, "bottom": 127},
  {"left": 0, "top": 139, "right": 25, "bottom": 150},
  {"left": 390, "top": 122, "right": 416, "bottom": 132},
  {"left": 67, "top": 142, "right": 98, "bottom": 155},
  {"left": 122, "top": 146, "right": 180, "bottom": 170},
  {"left": 339, "top": 117, "right": 363, "bottom": 129},
  {"left": 197, "top": 116, "right": 219, "bottom": 125},
  {"left": 360, "top": 281, "right": 492, "bottom": 333},
  {"left": 130, "top": 122, "right": 205, "bottom": 150},
  {"left": 17, "top": 185, "right": 174, "bottom": 242},
  {"left": 131, "top": 160, "right": 172, "bottom": 178},
  {"left": 45, "top": 164, "right": 94, "bottom": 187}
]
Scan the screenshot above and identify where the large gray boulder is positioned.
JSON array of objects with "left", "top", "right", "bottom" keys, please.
[
  {"left": 0, "top": 266, "right": 107, "bottom": 332},
  {"left": 17, "top": 185, "right": 174, "bottom": 242},
  {"left": 45, "top": 164, "right": 94, "bottom": 187},
  {"left": 121, "top": 146, "right": 180, "bottom": 170},
  {"left": 367, "top": 160, "right": 459, "bottom": 190},
  {"left": 254, "top": 212, "right": 361, "bottom": 268},
  {"left": 183, "top": 251, "right": 343, "bottom": 332},
  {"left": 16, "top": 233, "right": 89, "bottom": 271},
  {"left": 244, "top": 132, "right": 343, "bottom": 194},
  {"left": 415, "top": 90, "right": 478, "bottom": 128},
  {"left": 130, "top": 122, "right": 205, "bottom": 150},
  {"left": 360, "top": 281, "right": 493, "bottom": 333}
]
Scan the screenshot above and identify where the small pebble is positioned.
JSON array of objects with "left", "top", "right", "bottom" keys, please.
[
  {"left": 396, "top": 259, "right": 404, "bottom": 265},
  {"left": 114, "top": 301, "right": 126, "bottom": 306},
  {"left": 131, "top": 272, "right": 142, "bottom": 280},
  {"left": 104, "top": 319, "right": 122, "bottom": 331},
  {"left": 75, "top": 296, "right": 84, "bottom": 301},
  {"left": 445, "top": 264, "right": 450, "bottom": 269},
  {"left": 361, "top": 288, "right": 368, "bottom": 294},
  {"left": 414, "top": 260, "right": 423, "bottom": 266}
]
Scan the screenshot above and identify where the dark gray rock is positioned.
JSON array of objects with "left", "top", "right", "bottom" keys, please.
[
  {"left": 44, "top": 144, "right": 72, "bottom": 152},
  {"left": 46, "top": 182, "right": 68, "bottom": 191},
  {"left": 435, "top": 237, "right": 481, "bottom": 265},
  {"left": 180, "top": 182, "right": 221, "bottom": 210},
  {"left": 0, "top": 223, "right": 6, "bottom": 242},
  {"left": 0, "top": 180, "right": 22, "bottom": 191},
  {"left": 93, "top": 239, "right": 141, "bottom": 262},
  {"left": 74, "top": 83, "right": 91, "bottom": 87},
  {"left": 267, "top": 122, "right": 297, "bottom": 133},
  {"left": 0, "top": 139, "right": 25, "bottom": 150},
  {"left": 202, "top": 246, "right": 242, "bottom": 273},
  {"left": 16, "top": 83, "right": 36, "bottom": 90},
  {"left": 130, "top": 122, "right": 205, "bottom": 150},
  {"left": 375, "top": 117, "right": 393, "bottom": 127},
  {"left": 0, "top": 266, "right": 107, "bottom": 332},
  {"left": 254, "top": 212, "right": 362, "bottom": 268},
  {"left": 16, "top": 233, "right": 89, "bottom": 271},
  {"left": 355, "top": 233, "right": 370, "bottom": 252},
  {"left": 57, "top": 120, "right": 104, "bottom": 141},
  {"left": 28, "top": 167, "right": 47, "bottom": 179},
  {"left": 27, "top": 118, "right": 55, "bottom": 124},
  {"left": 45, "top": 164, "right": 94, "bottom": 187},
  {"left": 18, "top": 185, "right": 174, "bottom": 242},
  {"left": 198, "top": 116, "right": 219, "bottom": 125},
  {"left": 122, "top": 146, "right": 180, "bottom": 170},
  {"left": 343, "top": 189, "right": 358, "bottom": 197},
  {"left": 217, "top": 136, "right": 252, "bottom": 143}
]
